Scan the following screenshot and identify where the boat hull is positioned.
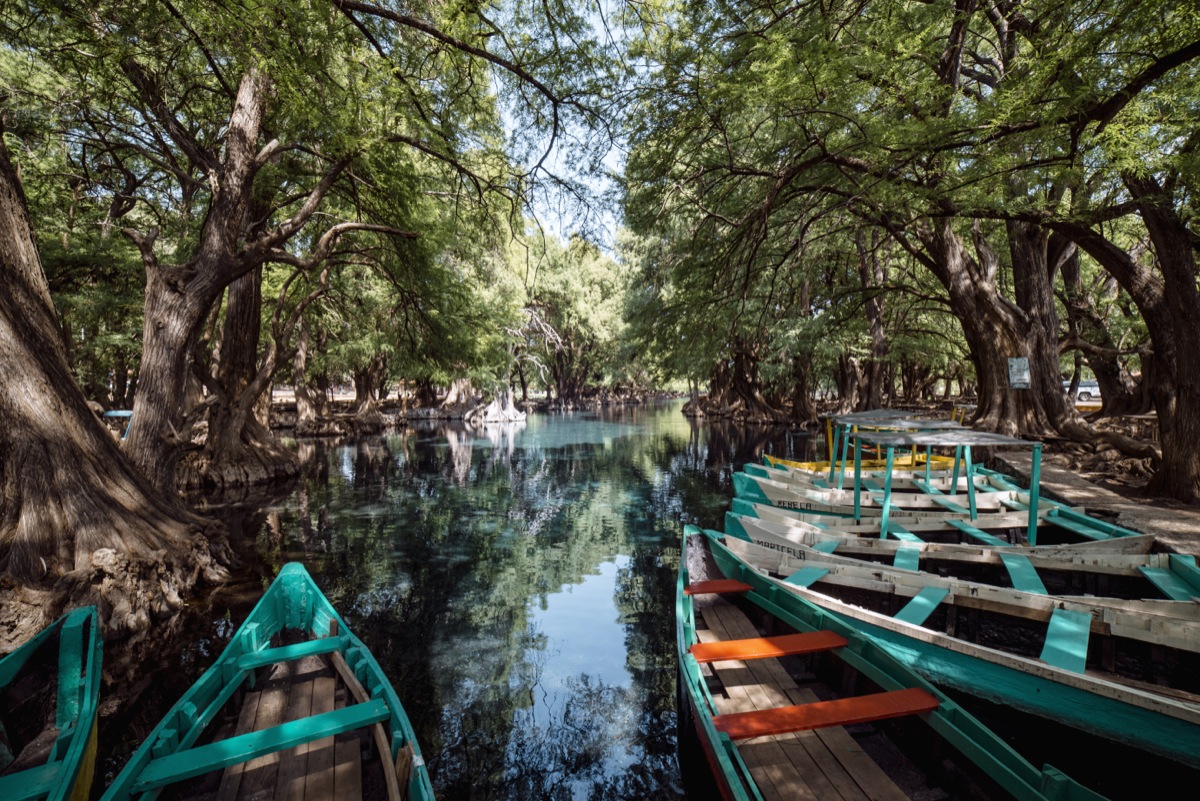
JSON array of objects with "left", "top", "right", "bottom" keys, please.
[
  {"left": 0, "top": 606, "right": 102, "bottom": 801},
  {"left": 101, "top": 564, "right": 434, "bottom": 801},
  {"left": 832, "top": 608, "right": 1200, "bottom": 769}
]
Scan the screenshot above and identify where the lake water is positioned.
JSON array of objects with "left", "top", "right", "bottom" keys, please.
[{"left": 249, "top": 402, "right": 811, "bottom": 800}]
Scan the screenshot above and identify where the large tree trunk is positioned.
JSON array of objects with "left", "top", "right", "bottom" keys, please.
[
  {"left": 834, "top": 354, "right": 863, "bottom": 413},
  {"left": 0, "top": 134, "right": 226, "bottom": 642},
  {"left": 916, "top": 220, "right": 1064, "bottom": 435},
  {"left": 1056, "top": 238, "right": 1143, "bottom": 415},
  {"left": 1125, "top": 175, "right": 1200, "bottom": 501},
  {"left": 123, "top": 70, "right": 272, "bottom": 494},
  {"left": 182, "top": 268, "right": 298, "bottom": 490},
  {"left": 855, "top": 230, "right": 889, "bottom": 410},
  {"left": 790, "top": 355, "right": 818, "bottom": 424}
]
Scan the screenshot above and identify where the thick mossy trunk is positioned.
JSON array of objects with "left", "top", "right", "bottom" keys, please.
[{"left": 0, "top": 133, "right": 228, "bottom": 643}]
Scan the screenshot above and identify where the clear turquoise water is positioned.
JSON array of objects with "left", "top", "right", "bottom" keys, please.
[{"left": 256, "top": 402, "right": 812, "bottom": 800}]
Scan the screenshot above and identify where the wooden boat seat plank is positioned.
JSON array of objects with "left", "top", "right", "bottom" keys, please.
[
  {"left": 1043, "top": 511, "right": 1110, "bottom": 541},
  {"left": 133, "top": 698, "right": 389, "bottom": 793},
  {"left": 236, "top": 637, "right": 347, "bottom": 672},
  {"left": 685, "top": 579, "right": 753, "bottom": 596},
  {"left": 927, "top": 496, "right": 971, "bottom": 515},
  {"left": 813, "top": 540, "right": 839, "bottom": 554},
  {"left": 713, "top": 688, "right": 940, "bottom": 740},
  {"left": 884, "top": 524, "right": 923, "bottom": 543},
  {"left": 892, "top": 547, "right": 920, "bottom": 572},
  {"left": 1039, "top": 608, "right": 1092, "bottom": 674},
  {"left": 999, "top": 554, "right": 1048, "bottom": 595},
  {"left": 690, "top": 631, "right": 847, "bottom": 663},
  {"left": 784, "top": 567, "right": 830, "bottom": 588},
  {"left": 1139, "top": 566, "right": 1198, "bottom": 601},
  {"left": 945, "top": 519, "right": 1010, "bottom": 547},
  {"left": 699, "top": 600, "right": 908, "bottom": 801},
  {"left": 1169, "top": 554, "right": 1200, "bottom": 594},
  {"left": 0, "top": 762, "right": 59, "bottom": 801},
  {"left": 893, "top": 586, "right": 950, "bottom": 627}
]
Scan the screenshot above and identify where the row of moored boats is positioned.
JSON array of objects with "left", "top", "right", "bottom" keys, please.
[{"left": 676, "top": 412, "right": 1200, "bottom": 801}]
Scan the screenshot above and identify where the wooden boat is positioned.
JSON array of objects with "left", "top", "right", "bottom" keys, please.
[
  {"left": 726, "top": 510, "right": 1198, "bottom": 601},
  {"left": 764, "top": 451, "right": 959, "bottom": 477},
  {"left": 713, "top": 530, "right": 1200, "bottom": 769},
  {"left": 677, "top": 526, "right": 1107, "bottom": 801},
  {"left": 0, "top": 606, "right": 101, "bottom": 801},
  {"left": 746, "top": 459, "right": 1005, "bottom": 494},
  {"left": 736, "top": 469, "right": 1019, "bottom": 513},
  {"left": 101, "top": 563, "right": 433, "bottom": 801},
  {"left": 733, "top": 473, "right": 1142, "bottom": 545}
]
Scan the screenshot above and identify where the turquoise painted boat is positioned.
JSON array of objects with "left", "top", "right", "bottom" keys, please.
[
  {"left": 0, "top": 606, "right": 102, "bottom": 801},
  {"left": 102, "top": 563, "right": 434, "bottom": 801},
  {"left": 726, "top": 510, "right": 1193, "bottom": 600},
  {"left": 734, "top": 470, "right": 1142, "bottom": 546},
  {"left": 716, "top": 530, "right": 1200, "bottom": 770},
  {"left": 677, "top": 525, "right": 1108, "bottom": 801}
]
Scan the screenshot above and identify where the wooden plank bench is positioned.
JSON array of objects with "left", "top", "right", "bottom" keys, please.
[
  {"left": 999, "top": 553, "right": 1048, "bottom": 595},
  {"left": 696, "top": 598, "right": 913, "bottom": 801},
  {"left": 945, "top": 519, "right": 1010, "bottom": 547},
  {"left": 691, "top": 631, "right": 847, "bottom": 664}
]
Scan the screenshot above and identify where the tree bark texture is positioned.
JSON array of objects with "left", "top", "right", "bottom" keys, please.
[
  {"left": 1124, "top": 175, "right": 1200, "bottom": 501},
  {"left": 0, "top": 134, "right": 226, "bottom": 640},
  {"left": 855, "top": 230, "right": 889, "bottom": 410},
  {"left": 124, "top": 67, "right": 324, "bottom": 493},
  {"left": 182, "top": 268, "right": 299, "bottom": 490}
]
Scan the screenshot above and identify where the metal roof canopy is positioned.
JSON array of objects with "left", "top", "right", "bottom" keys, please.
[{"left": 845, "top": 429, "right": 1045, "bottom": 544}]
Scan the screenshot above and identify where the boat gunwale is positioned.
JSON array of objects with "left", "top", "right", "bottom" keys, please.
[
  {"left": 0, "top": 605, "right": 102, "bottom": 801},
  {"left": 99, "top": 563, "right": 433, "bottom": 801},
  {"left": 688, "top": 526, "right": 1109, "bottom": 801}
]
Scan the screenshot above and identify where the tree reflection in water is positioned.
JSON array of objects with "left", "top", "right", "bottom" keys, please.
[{"left": 258, "top": 402, "right": 807, "bottom": 799}]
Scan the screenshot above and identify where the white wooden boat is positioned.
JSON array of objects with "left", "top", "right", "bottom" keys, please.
[
  {"left": 726, "top": 511, "right": 1198, "bottom": 601},
  {"left": 713, "top": 530, "right": 1200, "bottom": 769}
]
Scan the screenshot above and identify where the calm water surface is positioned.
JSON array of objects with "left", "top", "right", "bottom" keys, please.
[{"left": 243, "top": 402, "right": 811, "bottom": 800}]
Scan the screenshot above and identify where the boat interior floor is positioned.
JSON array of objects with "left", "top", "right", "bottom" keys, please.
[
  {"left": 693, "top": 595, "right": 948, "bottom": 801},
  {"left": 162, "top": 648, "right": 386, "bottom": 801}
]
